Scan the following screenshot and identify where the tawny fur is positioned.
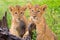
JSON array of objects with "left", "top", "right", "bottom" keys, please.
[
  {"left": 9, "top": 5, "right": 28, "bottom": 38},
  {"left": 27, "top": 3, "right": 57, "bottom": 40}
]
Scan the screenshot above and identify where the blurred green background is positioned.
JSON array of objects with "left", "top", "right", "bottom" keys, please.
[{"left": 0, "top": 0, "right": 60, "bottom": 40}]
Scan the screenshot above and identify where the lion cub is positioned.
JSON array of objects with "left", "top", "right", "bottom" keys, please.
[
  {"left": 9, "top": 5, "right": 28, "bottom": 38},
  {"left": 28, "top": 3, "right": 57, "bottom": 40}
]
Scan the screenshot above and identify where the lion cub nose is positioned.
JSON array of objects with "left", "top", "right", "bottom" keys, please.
[{"left": 18, "top": 18, "right": 20, "bottom": 20}]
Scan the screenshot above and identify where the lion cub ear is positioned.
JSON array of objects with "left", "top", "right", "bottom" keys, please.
[
  {"left": 22, "top": 6, "right": 27, "bottom": 11},
  {"left": 9, "top": 6, "right": 14, "bottom": 12},
  {"left": 27, "top": 3, "right": 32, "bottom": 9},
  {"left": 41, "top": 4, "right": 47, "bottom": 11}
]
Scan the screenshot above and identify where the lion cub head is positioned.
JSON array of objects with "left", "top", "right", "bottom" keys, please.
[
  {"left": 27, "top": 3, "right": 47, "bottom": 23},
  {"left": 9, "top": 5, "right": 26, "bottom": 22}
]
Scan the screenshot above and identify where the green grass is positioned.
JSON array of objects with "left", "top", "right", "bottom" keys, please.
[{"left": 0, "top": 0, "right": 60, "bottom": 40}]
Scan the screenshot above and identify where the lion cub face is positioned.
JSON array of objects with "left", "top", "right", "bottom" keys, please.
[
  {"left": 28, "top": 3, "right": 47, "bottom": 23},
  {"left": 9, "top": 5, "right": 26, "bottom": 22}
]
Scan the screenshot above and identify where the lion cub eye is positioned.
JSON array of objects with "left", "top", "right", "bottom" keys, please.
[
  {"left": 15, "top": 12, "right": 17, "bottom": 14},
  {"left": 20, "top": 12, "right": 24, "bottom": 15},
  {"left": 21, "top": 12, "right": 23, "bottom": 14},
  {"left": 31, "top": 9, "right": 34, "bottom": 12}
]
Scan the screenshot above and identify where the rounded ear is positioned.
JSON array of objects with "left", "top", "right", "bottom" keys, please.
[
  {"left": 16, "top": 5, "right": 21, "bottom": 10},
  {"left": 9, "top": 6, "right": 14, "bottom": 12},
  {"left": 22, "top": 6, "right": 27, "bottom": 11},
  {"left": 41, "top": 4, "right": 47, "bottom": 11},
  {"left": 27, "top": 3, "right": 32, "bottom": 9}
]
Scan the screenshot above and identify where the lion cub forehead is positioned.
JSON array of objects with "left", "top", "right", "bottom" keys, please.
[{"left": 32, "top": 5, "right": 41, "bottom": 10}]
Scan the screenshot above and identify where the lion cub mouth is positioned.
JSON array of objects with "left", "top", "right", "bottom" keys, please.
[
  {"left": 30, "top": 16, "right": 38, "bottom": 22},
  {"left": 16, "top": 19, "right": 20, "bottom": 22}
]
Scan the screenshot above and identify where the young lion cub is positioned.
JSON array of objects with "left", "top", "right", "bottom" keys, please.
[
  {"left": 9, "top": 5, "right": 28, "bottom": 38},
  {"left": 28, "top": 3, "right": 57, "bottom": 40}
]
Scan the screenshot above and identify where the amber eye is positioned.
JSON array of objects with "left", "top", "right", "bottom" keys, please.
[
  {"left": 37, "top": 10, "right": 40, "bottom": 12},
  {"left": 20, "top": 12, "right": 24, "bottom": 15},
  {"left": 21, "top": 12, "right": 23, "bottom": 14},
  {"left": 15, "top": 12, "right": 17, "bottom": 14},
  {"left": 31, "top": 10, "right": 34, "bottom": 12}
]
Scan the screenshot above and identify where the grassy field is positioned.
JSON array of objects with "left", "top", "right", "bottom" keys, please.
[{"left": 0, "top": 0, "right": 60, "bottom": 40}]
